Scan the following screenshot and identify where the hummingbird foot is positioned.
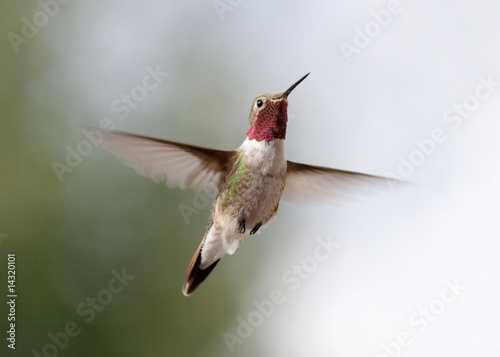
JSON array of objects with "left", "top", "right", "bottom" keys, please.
[
  {"left": 250, "top": 223, "right": 262, "bottom": 235},
  {"left": 238, "top": 220, "right": 246, "bottom": 234}
]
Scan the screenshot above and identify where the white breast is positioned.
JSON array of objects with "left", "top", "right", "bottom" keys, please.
[{"left": 239, "top": 138, "right": 286, "bottom": 175}]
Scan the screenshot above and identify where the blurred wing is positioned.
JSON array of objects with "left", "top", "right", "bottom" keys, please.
[
  {"left": 98, "top": 130, "right": 234, "bottom": 191},
  {"left": 283, "top": 161, "right": 392, "bottom": 202}
]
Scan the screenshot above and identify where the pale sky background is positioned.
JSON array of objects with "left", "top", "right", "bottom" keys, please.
[{"left": 4, "top": 0, "right": 500, "bottom": 356}]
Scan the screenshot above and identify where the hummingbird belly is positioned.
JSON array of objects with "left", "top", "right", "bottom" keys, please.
[
  {"left": 199, "top": 139, "right": 287, "bottom": 268},
  {"left": 200, "top": 170, "right": 286, "bottom": 269},
  {"left": 225, "top": 166, "right": 286, "bottom": 230},
  {"left": 222, "top": 138, "right": 287, "bottom": 231}
]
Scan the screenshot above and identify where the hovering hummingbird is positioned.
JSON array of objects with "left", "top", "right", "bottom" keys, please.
[{"left": 98, "top": 73, "right": 388, "bottom": 296}]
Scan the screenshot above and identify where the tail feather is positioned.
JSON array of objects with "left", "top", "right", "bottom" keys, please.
[{"left": 182, "top": 233, "right": 220, "bottom": 296}]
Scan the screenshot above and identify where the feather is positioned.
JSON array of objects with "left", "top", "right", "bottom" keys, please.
[
  {"left": 284, "top": 161, "right": 395, "bottom": 202},
  {"left": 97, "top": 129, "right": 234, "bottom": 191}
]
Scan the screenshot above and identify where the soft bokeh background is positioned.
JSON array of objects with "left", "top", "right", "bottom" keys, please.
[{"left": 1, "top": 0, "right": 500, "bottom": 356}]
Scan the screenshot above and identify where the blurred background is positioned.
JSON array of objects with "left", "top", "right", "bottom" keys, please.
[{"left": 1, "top": 0, "right": 500, "bottom": 356}]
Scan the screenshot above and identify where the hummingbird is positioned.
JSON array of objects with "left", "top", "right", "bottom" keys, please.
[{"left": 97, "top": 73, "right": 388, "bottom": 296}]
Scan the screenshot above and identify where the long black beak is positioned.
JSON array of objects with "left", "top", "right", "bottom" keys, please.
[{"left": 280, "top": 73, "right": 310, "bottom": 98}]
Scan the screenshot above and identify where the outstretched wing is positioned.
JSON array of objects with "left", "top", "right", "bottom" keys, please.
[
  {"left": 283, "top": 161, "right": 393, "bottom": 202},
  {"left": 97, "top": 129, "right": 235, "bottom": 191}
]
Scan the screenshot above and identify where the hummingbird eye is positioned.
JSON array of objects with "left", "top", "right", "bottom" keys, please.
[{"left": 256, "top": 99, "right": 263, "bottom": 108}]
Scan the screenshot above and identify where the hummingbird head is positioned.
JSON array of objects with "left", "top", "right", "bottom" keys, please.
[{"left": 246, "top": 73, "right": 309, "bottom": 142}]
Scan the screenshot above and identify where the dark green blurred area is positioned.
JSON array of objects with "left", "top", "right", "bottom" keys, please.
[{"left": 0, "top": 2, "right": 268, "bottom": 356}]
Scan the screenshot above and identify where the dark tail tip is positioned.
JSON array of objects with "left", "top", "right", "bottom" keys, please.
[{"left": 182, "top": 250, "right": 220, "bottom": 296}]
